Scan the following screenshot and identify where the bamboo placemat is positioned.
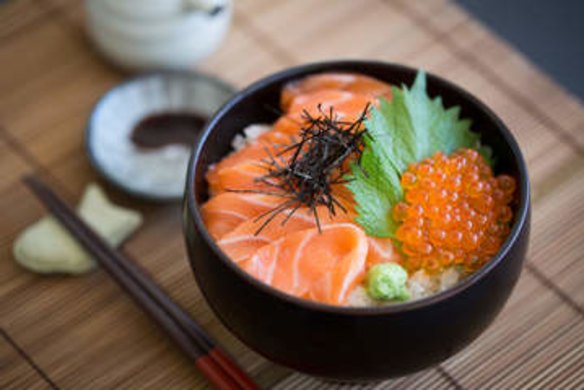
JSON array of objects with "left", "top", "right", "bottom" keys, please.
[{"left": 1, "top": 0, "right": 582, "bottom": 389}]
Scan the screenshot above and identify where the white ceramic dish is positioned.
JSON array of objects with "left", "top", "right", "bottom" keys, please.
[{"left": 86, "top": 71, "right": 235, "bottom": 201}]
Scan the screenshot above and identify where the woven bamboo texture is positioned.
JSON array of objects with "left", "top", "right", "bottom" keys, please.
[{"left": 1, "top": 1, "right": 583, "bottom": 388}]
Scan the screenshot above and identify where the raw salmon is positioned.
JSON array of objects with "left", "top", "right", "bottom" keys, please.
[
  {"left": 281, "top": 72, "right": 393, "bottom": 111},
  {"left": 287, "top": 90, "right": 373, "bottom": 123},
  {"left": 240, "top": 223, "right": 369, "bottom": 305},
  {"left": 367, "top": 237, "right": 402, "bottom": 267},
  {"left": 205, "top": 191, "right": 396, "bottom": 267},
  {"left": 206, "top": 131, "right": 294, "bottom": 194},
  {"left": 208, "top": 160, "right": 284, "bottom": 195},
  {"left": 201, "top": 192, "right": 284, "bottom": 239},
  {"left": 217, "top": 206, "right": 352, "bottom": 263},
  {"left": 271, "top": 116, "right": 304, "bottom": 136}
]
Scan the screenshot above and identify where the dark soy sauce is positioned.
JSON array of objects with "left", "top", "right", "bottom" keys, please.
[{"left": 131, "top": 112, "right": 208, "bottom": 149}]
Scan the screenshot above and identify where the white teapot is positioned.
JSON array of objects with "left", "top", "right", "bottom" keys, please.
[{"left": 85, "top": 0, "right": 232, "bottom": 71}]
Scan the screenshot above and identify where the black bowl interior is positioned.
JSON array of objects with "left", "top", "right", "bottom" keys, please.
[{"left": 187, "top": 60, "right": 530, "bottom": 314}]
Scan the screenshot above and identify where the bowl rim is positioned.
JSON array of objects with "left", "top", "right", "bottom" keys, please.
[
  {"left": 185, "top": 60, "right": 531, "bottom": 315},
  {"left": 86, "top": 69, "right": 236, "bottom": 202}
]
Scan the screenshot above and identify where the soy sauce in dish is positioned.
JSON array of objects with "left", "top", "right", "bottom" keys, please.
[{"left": 131, "top": 112, "right": 208, "bottom": 149}]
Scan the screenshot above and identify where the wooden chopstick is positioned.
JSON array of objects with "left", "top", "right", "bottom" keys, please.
[{"left": 23, "top": 176, "right": 259, "bottom": 390}]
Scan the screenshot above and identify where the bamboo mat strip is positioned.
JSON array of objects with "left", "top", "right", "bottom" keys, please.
[
  {"left": 394, "top": 0, "right": 584, "bottom": 152},
  {"left": 527, "top": 166, "right": 584, "bottom": 310},
  {"left": 0, "top": 0, "right": 583, "bottom": 388},
  {"left": 0, "top": 329, "right": 55, "bottom": 389},
  {"left": 0, "top": 137, "right": 32, "bottom": 194},
  {"left": 444, "top": 23, "right": 584, "bottom": 147},
  {"left": 0, "top": 0, "right": 48, "bottom": 41},
  {"left": 442, "top": 273, "right": 583, "bottom": 387},
  {"left": 272, "top": 366, "right": 458, "bottom": 389}
]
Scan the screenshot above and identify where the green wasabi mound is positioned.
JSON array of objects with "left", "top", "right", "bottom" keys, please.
[{"left": 366, "top": 263, "right": 410, "bottom": 301}]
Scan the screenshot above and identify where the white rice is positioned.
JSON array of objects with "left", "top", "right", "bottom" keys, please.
[
  {"left": 231, "top": 124, "right": 271, "bottom": 151},
  {"left": 347, "top": 267, "right": 462, "bottom": 307}
]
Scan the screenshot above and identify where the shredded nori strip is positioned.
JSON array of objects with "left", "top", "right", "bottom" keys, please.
[{"left": 228, "top": 103, "right": 370, "bottom": 234}]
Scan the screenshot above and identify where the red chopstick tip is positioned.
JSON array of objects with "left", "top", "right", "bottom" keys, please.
[
  {"left": 195, "top": 355, "right": 242, "bottom": 390},
  {"left": 208, "top": 348, "right": 260, "bottom": 390}
]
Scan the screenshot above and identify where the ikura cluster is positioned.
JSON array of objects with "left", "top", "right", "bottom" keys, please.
[{"left": 393, "top": 149, "right": 516, "bottom": 274}]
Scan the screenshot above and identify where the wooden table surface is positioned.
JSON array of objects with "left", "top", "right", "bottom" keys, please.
[{"left": 1, "top": 1, "right": 583, "bottom": 389}]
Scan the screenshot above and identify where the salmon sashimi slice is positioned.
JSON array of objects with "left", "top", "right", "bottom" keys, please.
[
  {"left": 206, "top": 131, "right": 294, "bottom": 194},
  {"left": 287, "top": 90, "right": 373, "bottom": 123},
  {"left": 367, "top": 237, "right": 402, "bottom": 267},
  {"left": 240, "top": 223, "right": 369, "bottom": 305},
  {"left": 217, "top": 206, "right": 353, "bottom": 263},
  {"left": 208, "top": 160, "right": 276, "bottom": 195},
  {"left": 281, "top": 72, "right": 393, "bottom": 111},
  {"left": 271, "top": 116, "right": 304, "bottom": 136},
  {"left": 201, "top": 192, "right": 284, "bottom": 239}
]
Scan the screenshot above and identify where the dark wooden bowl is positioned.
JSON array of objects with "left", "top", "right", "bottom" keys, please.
[{"left": 183, "top": 61, "right": 531, "bottom": 380}]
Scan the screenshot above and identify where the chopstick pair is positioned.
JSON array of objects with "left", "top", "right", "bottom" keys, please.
[{"left": 23, "top": 176, "right": 259, "bottom": 390}]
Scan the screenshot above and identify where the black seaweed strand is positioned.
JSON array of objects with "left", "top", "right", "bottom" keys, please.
[{"left": 226, "top": 103, "right": 370, "bottom": 234}]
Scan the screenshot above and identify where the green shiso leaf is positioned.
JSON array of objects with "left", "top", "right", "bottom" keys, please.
[
  {"left": 346, "top": 156, "right": 401, "bottom": 238},
  {"left": 347, "top": 71, "right": 486, "bottom": 237}
]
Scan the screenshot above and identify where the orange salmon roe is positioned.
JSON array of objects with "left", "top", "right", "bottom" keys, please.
[{"left": 394, "top": 149, "right": 515, "bottom": 274}]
